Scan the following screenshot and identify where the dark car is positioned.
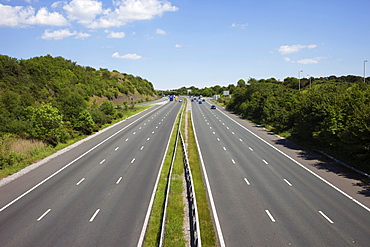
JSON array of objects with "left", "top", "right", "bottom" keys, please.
[
  {"left": 211, "top": 105, "right": 216, "bottom": 109},
  {"left": 198, "top": 101, "right": 202, "bottom": 104}
]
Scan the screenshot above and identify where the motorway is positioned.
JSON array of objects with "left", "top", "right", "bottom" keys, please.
[
  {"left": 192, "top": 100, "right": 370, "bottom": 246},
  {"left": 0, "top": 99, "right": 182, "bottom": 247}
]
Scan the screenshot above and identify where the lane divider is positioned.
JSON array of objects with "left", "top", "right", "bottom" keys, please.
[{"left": 0, "top": 104, "right": 166, "bottom": 213}]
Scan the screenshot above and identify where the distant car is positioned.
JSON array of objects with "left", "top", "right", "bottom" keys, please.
[
  {"left": 198, "top": 101, "right": 202, "bottom": 104},
  {"left": 179, "top": 99, "right": 183, "bottom": 102},
  {"left": 202, "top": 99, "right": 205, "bottom": 101},
  {"left": 211, "top": 105, "right": 216, "bottom": 109}
]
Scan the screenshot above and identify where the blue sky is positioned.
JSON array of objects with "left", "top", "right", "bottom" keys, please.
[{"left": 1, "top": 0, "right": 370, "bottom": 90}]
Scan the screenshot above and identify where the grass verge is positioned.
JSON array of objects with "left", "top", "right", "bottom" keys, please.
[
  {"left": 186, "top": 111, "right": 217, "bottom": 246},
  {"left": 164, "top": 139, "right": 186, "bottom": 246},
  {"left": 0, "top": 105, "right": 150, "bottom": 179}
]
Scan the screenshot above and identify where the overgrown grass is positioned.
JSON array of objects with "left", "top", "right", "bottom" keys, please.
[
  {"left": 186, "top": 111, "right": 217, "bottom": 247},
  {"left": 0, "top": 137, "right": 54, "bottom": 178},
  {"left": 0, "top": 105, "right": 150, "bottom": 179},
  {"left": 164, "top": 141, "right": 186, "bottom": 247}
]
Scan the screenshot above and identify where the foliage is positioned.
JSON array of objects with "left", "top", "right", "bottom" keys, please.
[
  {"left": 99, "top": 100, "right": 115, "bottom": 116},
  {"left": 172, "top": 75, "right": 370, "bottom": 172},
  {"left": 224, "top": 76, "right": 370, "bottom": 172},
  {"left": 0, "top": 54, "right": 156, "bottom": 169},
  {"left": 237, "top": 78, "right": 246, "bottom": 87},
  {"left": 25, "top": 103, "right": 64, "bottom": 146}
]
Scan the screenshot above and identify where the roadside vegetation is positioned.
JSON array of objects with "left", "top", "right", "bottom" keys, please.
[
  {"left": 0, "top": 54, "right": 156, "bottom": 177},
  {"left": 0, "top": 105, "right": 150, "bottom": 178},
  {"left": 174, "top": 76, "right": 370, "bottom": 174},
  {"left": 186, "top": 111, "right": 217, "bottom": 246}
]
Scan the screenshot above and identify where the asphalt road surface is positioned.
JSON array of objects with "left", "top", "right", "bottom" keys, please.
[
  {"left": 192, "top": 100, "right": 370, "bottom": 246},
  {"left": 0, "top": 100, "right": 182, "bottom": 247}
]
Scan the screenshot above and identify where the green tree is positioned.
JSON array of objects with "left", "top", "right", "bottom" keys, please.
[
  {"left": 54, "top": 92, "right": 87, "bottom": 122},
  {"left": 237, "top": 79, "right": 246, "bottom": 87},
  {"left": 26, "top": 103, "right": 63, "bottom": 145},
  {"left": 74, "top": 110, "right": 95, "bottom": 135},
  {"left": 100, "top": 100, "right": 115, "bottom": 116}
]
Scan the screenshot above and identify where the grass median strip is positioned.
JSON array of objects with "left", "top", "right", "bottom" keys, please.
[
  {"left": 186, "top": 111, "right": 217, "bottom": 247},
  {"left": 144, "top": 106, "right": 183, "bottom": 246},
  {"left": 144, "top": 102, "right": 217, "bottom": 246},
  {"left": 164, "top": 140, "right": 186, "bottom": 246}
]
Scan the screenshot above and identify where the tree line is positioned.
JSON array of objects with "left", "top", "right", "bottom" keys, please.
[
  {"left": 0, "top": 54, "right": 156, "bottom": 169},
  {"left": 175, "top": 76, "right": 370, "bottom": 173}
]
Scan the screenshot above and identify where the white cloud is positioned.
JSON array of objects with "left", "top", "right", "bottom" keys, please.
[
  {"left": 41, "top": 28, "right": 91, "bottom": 40},
  {"left": 0, "top": 3, "right": 68, "bottom": 27},
  {"left": 27, "top": 7, "right": 68, "bottom": 26},
  {"left": 175, "top": 44, "right": 181, "bottom": 48},
  {"left": 105, "top": 30, "right": 125, "bottom": 38},
  {"left": 297, "top": 57, "right": 325, "bottom": 64},
  {"left": 75, "top": 32, "right": 91, "bottom": 39},
  {"left": 156, "top": 28, "right": 166, "bottom": 35},
  {"left": 41, "top": 28, "right": 77, "bottom": 39},
  {"left": 86, "top": 0, "right": 178, "bottom": 28},
  {"left": 278, "top": 44, "right": 317, "bottom": 54},
  {"left": 112, "top": 52, "right": 142, "bottom": 59},
  {"left": 51, "top": 1, "right": 65, "bottom": 9},
  {"left": 1, "top": 0, "right": 178, "bottom": 29},
  {"left": 63, "top": 0, "right": 103, "bottom": 26},
  {"left": 230, "top": 23, "right": 248, "bottom": 29},
  {"left": 284, "top": 57, "right": 292, "bottom": 63}
]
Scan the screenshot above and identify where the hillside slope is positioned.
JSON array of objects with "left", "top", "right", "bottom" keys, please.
[{"left": 0, "top": 54, "right": 157, "bottom": 144}]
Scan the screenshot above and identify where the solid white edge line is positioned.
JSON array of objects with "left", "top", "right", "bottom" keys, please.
[
  {"left": 0, "top": 104, "right": 164, "bottom": 213},
  {"left": 76, "top": 178, "right": 85, "bottom": 186},
  {"left": 217, "top": 108, "right": 370, "bottom": 213},
  {"left": 89, "top": 209, "right": 100, "bottom": 222},
  {"left": 319, "top": 211, "right": 334, "bottom": 224},
  {"left": 192, "top": 108, "right": 226, "bottom": 247},
  {"left": 37, "top": 209, "right": 51, "bottom": 221},
  {"left": 265, "top": 210, "right": 276, "bottom": 222},
  {"left": 137, "top": 103, "right": 178, "bottom": 247}
]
